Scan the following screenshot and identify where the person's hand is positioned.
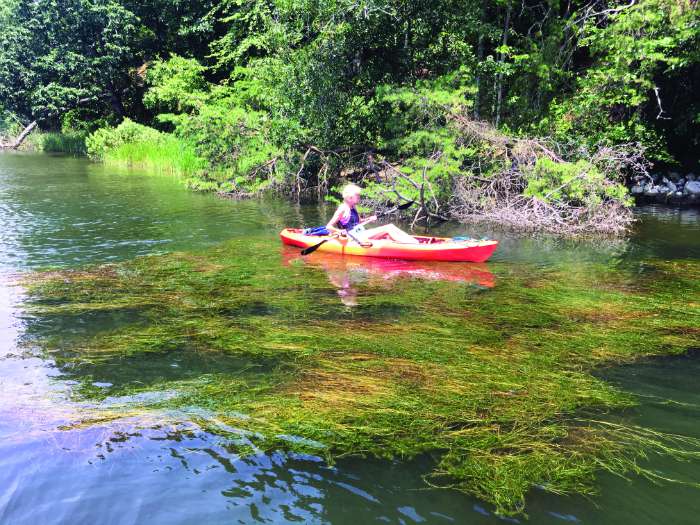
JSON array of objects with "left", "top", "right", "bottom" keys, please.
[{"left": 366, "top": 215, "right": 378, "bottom": 223}]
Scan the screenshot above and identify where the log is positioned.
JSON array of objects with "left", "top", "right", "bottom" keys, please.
[
  {"left": 4, "top": 121, "right": 37, "bottom": 149},
  {"left": 1, "top": 93, "right": 108, "bottom": 150}
]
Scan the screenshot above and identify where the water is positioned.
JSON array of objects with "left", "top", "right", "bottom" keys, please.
[{"left": 1, "top": 152, "right": 699, "bottom": 524}]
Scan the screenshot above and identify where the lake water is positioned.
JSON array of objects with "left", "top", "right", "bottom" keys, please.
[{"left": 0, "top": 152, "right": 698, "bottom": 524}]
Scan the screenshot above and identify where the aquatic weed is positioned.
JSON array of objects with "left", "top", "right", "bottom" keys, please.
[{"left": 21, "top": 239, "right": 700, "bottom": 516}]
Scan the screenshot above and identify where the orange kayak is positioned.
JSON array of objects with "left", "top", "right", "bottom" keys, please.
[{"left": 279, "top": 228, "right": 498, "bottom": 262}]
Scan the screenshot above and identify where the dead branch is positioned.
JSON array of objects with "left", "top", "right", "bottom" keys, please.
[
  {"left": 653, "top": 86, "right": 671, "bottom": 120},
  {"left": 0, "top": 121, "right": 37, "bottom": 149},
  {"left": 446, "top": 115, "right": 641, "bottom": 235}
]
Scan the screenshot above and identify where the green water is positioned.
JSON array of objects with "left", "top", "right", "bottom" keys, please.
[{"left": 1, "top": 152, "right": 699, "bottom": 524}]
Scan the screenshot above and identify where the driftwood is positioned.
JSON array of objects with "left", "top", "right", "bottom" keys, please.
[
  {"left": 449, "top": 170, "right": 635, "bottom": 235},
  {"left": 1, "top": 93, "right": 110, "bottom": 151},
  {"left": 211, "top": 113, "right": 641, "bottom": 236},
  {"left": 447, "top": 117, "right": 646, "bottom": 235},
  {"left": 360, "top": 116, "right": 644, "bottom": 235},
  {"left": 371, "top": 156, "right": 448, "bottom": 227}
]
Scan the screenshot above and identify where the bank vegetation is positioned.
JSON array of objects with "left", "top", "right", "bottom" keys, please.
[{"left": 1, "top": 1, "right": 698, "bottom": 234}]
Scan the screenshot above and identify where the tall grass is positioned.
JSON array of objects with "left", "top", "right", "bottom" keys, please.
[
  {"left": 86, "top": 120, "right": 217, "bottom": 187},
  {"left": 102, "top": 135, "right": 206, "bottom": 178},
  {"left": 38, "top": 132, "right": 87, "bottom": 155}
]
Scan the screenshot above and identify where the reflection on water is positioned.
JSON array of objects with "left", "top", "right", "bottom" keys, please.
[
  {"left": 281, "top": 247, "right": 495, "bottom": 306},
  {"left": 1, "top": 153, "right": 700, "bottom": 524},
  {"left": 0, "top": 153, "right": 311, "bottom": 271}
]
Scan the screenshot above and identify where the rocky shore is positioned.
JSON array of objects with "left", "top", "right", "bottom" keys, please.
[{"left": 631, "top": 172, "right": 700, "bottom": 206}]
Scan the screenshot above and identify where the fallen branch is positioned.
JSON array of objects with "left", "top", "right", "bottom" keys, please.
[{"left": 0, "top": 121, "right": 37, "bottom": 149}]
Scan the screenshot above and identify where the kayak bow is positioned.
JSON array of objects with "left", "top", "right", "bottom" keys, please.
[{"left": 280, "top": 228, "right": 498, "bottom": 262}]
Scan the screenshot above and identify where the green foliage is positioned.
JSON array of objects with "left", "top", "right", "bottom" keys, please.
[
  {"left": 377, "top": 70, "right": 474, "bottom": 147},
  {"left": 143, "top": 56, "right": 210, "bottom": 114},
  {"left": 348, "top": 73, "right": 476, "bottom": 205},
  {"left": 87, "top": 119, "right": 164, "bottom": 160},
  {"left": 0, "top": 0, "right": 142, "bottom": 123},
  {"left": 60, "top": 108, "right": 115, "bottom": 135},
  {"left": 0, "top": 109, "right": 22, "bottom": 137},
  {"left": 0, "top": 0, "right": 216, "bottom": 126},
  {"left": 139, "top": 57, "right": 290, "bottom": 192},
  {"left": 525, "top": 158, "right": 632, "bottom": 208},
  {"left": 543, "top": 0, "right": 700, "bottom": 158},
  {"left": 4, "top": 0, "right": 699, "bottom": 207},
  {"left": 175, "top": 96, "right": 287, "bottom": 192}
]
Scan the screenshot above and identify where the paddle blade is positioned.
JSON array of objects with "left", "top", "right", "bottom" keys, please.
[
  {"left": 377, "top": 200, "right": 416, "bottom": 217},
  {"left": 301, "top": 239, "right": 328, "bottom": 256}
]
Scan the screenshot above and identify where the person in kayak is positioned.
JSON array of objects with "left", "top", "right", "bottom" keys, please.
[{"left": 326, "top": 183, "right": 417, "bottom": 243}]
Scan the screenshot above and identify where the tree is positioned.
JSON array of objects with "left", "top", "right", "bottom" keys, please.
[{"left": 0, "top": 1, "right": 145, "bottom": 126}]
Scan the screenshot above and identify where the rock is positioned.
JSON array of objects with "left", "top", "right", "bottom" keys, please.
[
  {"left": 687, "top": 173, "right": 697, "bottom": 181},
  {"left": 644, "top": 185, "right": 660, "bottom": 196},
  {"left": 631, "top": 185, "right": 645, "bottom": 195},
  {"left": 657, "top": 185, "right": 671, "bottom": 194},
  {"left": 675, "top": 191, "right": 684, "bottom": 197},
  {"left": 684, "top": 180, "right": 700, "bottom": 195},
  {"left": 678, "top": 177, "right": 686, "bottom": 186}
]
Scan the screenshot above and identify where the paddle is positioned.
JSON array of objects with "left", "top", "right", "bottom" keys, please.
[
  {"left": 345, "top": 228, "right": 373, "bottom": 248},
  {"left": 301, "top": 234, "right": 338, "bottom": 256},
  {"left": 377, "top": 200, "right": 415, "bottom": 217},
  {"left": 300, "top": 200, "right": 415, "bottom": 256}
]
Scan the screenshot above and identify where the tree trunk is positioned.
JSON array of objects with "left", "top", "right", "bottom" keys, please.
[
  {"left": 495, "top": 7, "right": 511, "bottom": 128},
  {"left": 109, "top": 89, "right": 126, "bottom": 118},
  {"left": 405, "top": 16, "right": 414, "bottom": 76},
  {"left": 2, "top": 121, "right": 37, "bottom": 149},
  {"left": 474, "top": 34, "right": 484, "bottom": 119}
]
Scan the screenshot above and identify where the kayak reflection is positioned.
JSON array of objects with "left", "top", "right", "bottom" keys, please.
[{"left": 282, "top": 247, "right": 495, "bottom": 306}]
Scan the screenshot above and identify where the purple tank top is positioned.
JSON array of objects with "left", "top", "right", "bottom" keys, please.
[{"left": 338, "top": 207, "right": 360, "bottom": 230}]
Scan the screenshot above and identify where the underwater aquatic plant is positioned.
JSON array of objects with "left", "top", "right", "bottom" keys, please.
[{"left": 22, "top": 240, "right": 700, "bottom": 516}]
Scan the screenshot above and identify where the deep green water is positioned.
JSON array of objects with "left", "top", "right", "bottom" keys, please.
[{"left": 1, "top": 152, "right": 699, "bottom": 524}]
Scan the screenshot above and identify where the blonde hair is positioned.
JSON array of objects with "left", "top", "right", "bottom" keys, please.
[{"left": 342, "top": 183, "right": 362, "bottom": 199}]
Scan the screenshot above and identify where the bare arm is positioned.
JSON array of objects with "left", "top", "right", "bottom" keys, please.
[
  {"left": 325, "top": 205, "right": 347, "bottom": 233},
  {"left": 360, "top": 214, "right": 377, "bottom": 225}
]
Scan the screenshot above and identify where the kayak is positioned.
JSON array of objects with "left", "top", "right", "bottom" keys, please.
[{"left": 279, "top": 228, "right": 498, "bottom": 262}]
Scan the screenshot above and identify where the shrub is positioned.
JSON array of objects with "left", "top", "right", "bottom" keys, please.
[
  {"left": 86, "top": 119, "right": 164, "bottom": 160},
  {"left": 524, "top": 158, "right": 631, "bottom": 208}
]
